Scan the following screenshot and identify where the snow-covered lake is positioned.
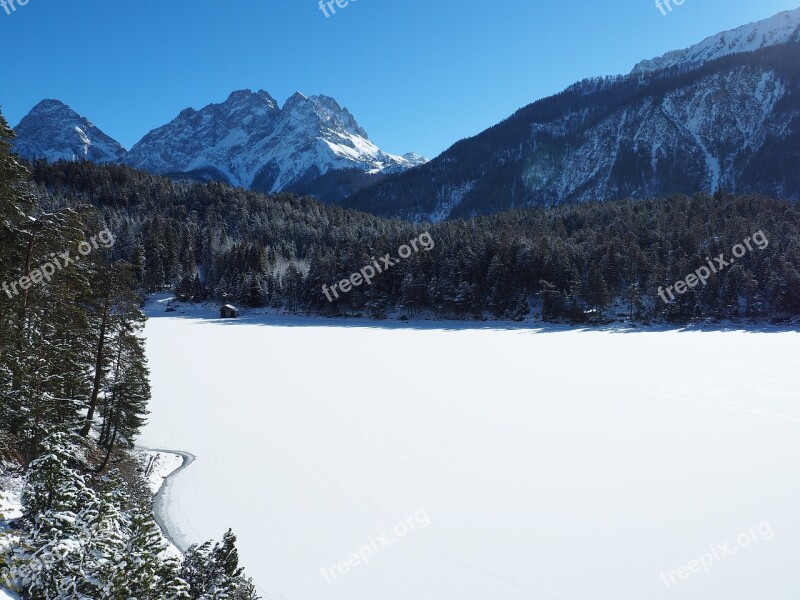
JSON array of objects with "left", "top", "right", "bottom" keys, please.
[{"left": 138, "top": 304, "right": 800, "bottom": 600}]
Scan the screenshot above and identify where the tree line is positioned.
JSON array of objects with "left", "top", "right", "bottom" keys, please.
[{"left": 22, "top": 158, "right": 800, "bottom": 323}]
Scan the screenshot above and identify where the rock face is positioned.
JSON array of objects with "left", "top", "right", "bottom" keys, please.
[
  {"left": 12, "top": 100, "right": 127, "bottom": 164},
  {"left": 123, "top": 90, "right": 426, "bottom": 195},
  {"left": 343, "top": 8, "right": 800, "bottom": 221},
  {"left": 12, "top": 91, "right": 427, "bottom": 201}
]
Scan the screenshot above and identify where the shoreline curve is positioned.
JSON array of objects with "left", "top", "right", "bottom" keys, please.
[{"left": 136, "top": 447, "right": 196, "bottom": 552}]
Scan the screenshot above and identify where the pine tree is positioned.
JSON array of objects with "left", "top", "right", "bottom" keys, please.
[
  {"left": 96, "top": 278, "right": 151, "bottom": 472},
  {"left": 181, "top": 530, "right": 259, "bottom": 599},
  {"left": 585, "top": 262, "right": 611, "bottom": 315},
  {"left": 0, "top": 110, "right": 259, "bottom": 599},
  {"left": 118, "top": 510, "right": 190, "bottom": 599}
]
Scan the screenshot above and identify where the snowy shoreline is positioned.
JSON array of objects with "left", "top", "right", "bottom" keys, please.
[
  {"left": 134, "top": 448, "right": 196, "bottom": 554},
  {"left": 147, "top": 294, "right": 800, "bottom": 334}
]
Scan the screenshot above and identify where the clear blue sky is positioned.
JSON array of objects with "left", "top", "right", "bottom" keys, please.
[{"left": 1, "top": 0, "right": 798, "bottom": 158}]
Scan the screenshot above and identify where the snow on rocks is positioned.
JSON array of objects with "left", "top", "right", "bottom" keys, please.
[
  {"left": 632, "top": 7, "right": 800, "bottom": 74},
  {"left": 135, "top": 450, "right": 186, "bottom": 496}
]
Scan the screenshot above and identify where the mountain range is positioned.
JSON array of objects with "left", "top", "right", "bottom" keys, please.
[
  {"left": 12, "top": 91, "right": 427, "bottom": 199},
  {"left": 11, "top": 8, "right": 800, "bottom": 219},
  {"left": 343, "top": 7, "right": 800, "bottom": 220}
]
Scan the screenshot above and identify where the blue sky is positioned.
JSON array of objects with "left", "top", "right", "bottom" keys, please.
[{"left": 1, "top": 0, "right": 798, "bottom": 158}]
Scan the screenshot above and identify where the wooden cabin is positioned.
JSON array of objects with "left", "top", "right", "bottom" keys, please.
[{"left": 220, "top": 304, "right": 240, "bottom": 319}]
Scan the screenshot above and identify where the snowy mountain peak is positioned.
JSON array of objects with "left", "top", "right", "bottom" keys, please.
[
  {"left": 229, "top": 88, "right": 277, "bottom": 103},
  {"left": 125, "top": 89, "right": 425, "bottom": 194},
  {"left": 29, "top": 99, "right": 71, "bottom": 113},
  {"left": 12, "top": 100, "right": 126, "bottom": 164},
  {"left": 280, "top": 93, "right": 370, "bottom": 140},
  {"left": 632, "top": 8, "right": 800, "bottom": 74},
  {"left": 401, "top": 152, "right": 428, "bottom": 166},
  {"left": 12, "top": 89, "right": 427, "bottom": 200},
  {"left": 221, "top": 89, "right": 280, "bottom": 116},
  {"left": 309, "top": 95, "right": 369, "bottom": 139},
  {"left": 285, "top": 91, "right": 308, "bottom": 104}
]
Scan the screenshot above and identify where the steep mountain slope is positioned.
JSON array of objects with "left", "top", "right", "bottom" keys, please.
[
  {"left": 12, "top": 100, "right": 127, "bottom": 164},
  {"left": 124, "top": 90, "right": 425, "bottom": 195},
  {"left": 633, "top": 8, "right": 800, "bottom": 73},
  {"left": 343, "top": 9, "right": 800, "bottom": 221}
]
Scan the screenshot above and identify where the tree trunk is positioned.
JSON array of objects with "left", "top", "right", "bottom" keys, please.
[
  {"left": 100, "top": 328, "right": 124, "bottom": 447},
  {"left": 11, "top": 231, "right": 36, "bottom": 391},
  {"left": 80, "top": 269, "right": 113, "bottom": 437},
  {"left": 96, "top": 415, "right": 119, "bottom": 474}
]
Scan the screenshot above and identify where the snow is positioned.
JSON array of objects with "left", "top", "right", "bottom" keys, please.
[
  {"left": 0, "top": 474, "right": 22, "bottom": 523},
  {"left": 134, "top": 450, "right": 186, "bottom": 496},
  {"left": 0, "top": 472, "right": 23, "bottom": 600},
  {"left": 124, "top": 90, "right": 427, "bottom": 193},
  {"left": 137, "top": 304, "right": 800, "bottom": 600},
  {"left": 632, "top": 8, "right": 800, "bottom": 74},
  {"left": 14, "top": 91, "right": 427, "bottom": 194},
  {"left": 12, "top": 100, "right": 127, "bottom": 164},
  {"left": 429, "top": 181, "right": 475, "bottom": 223},
  {"left": 673, "top": 91, "right": 722, "bottom": 193}
]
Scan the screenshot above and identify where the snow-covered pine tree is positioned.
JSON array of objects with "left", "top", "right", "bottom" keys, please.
[
  {"left": 12, "top": 433, "right": 94, "bottom": 598},
  {"left": 181, "top": 530, "right": 259, "bottom": 599},
  {"left": 118, "top": 509, "right": 190, "bottom": 599}
]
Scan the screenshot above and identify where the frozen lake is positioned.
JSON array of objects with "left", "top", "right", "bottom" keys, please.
[{"left": 138, "top": 304, "right": 800, "bottom": 600}]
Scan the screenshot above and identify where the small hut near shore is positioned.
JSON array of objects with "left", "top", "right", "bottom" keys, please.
[{"left": 220, "top": 304, "right": 240, "bottom": 319}]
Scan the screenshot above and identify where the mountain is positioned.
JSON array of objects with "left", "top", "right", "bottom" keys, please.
[
  {"left": 123, "top": 90, "right": 426, "bottom": 196},
  {"left": 12, "top": 100, "right": 127, "bottom": 164},
  {"left": 632, "top": 8, "right": 800, "bottom": 74},
  {"left": 12, "top": 92, "right": 426, "bottom": 201},
  {"left": 343, "top": 8, "right": 800, "bottom": 221}
]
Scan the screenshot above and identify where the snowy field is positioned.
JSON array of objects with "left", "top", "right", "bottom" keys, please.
[{"left": 138, "top": 301, "right": 800, "bottom": 600}]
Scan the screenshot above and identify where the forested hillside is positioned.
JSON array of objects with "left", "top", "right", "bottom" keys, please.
[
  {"left": 0, "top": 112, "right": 258, "bottom": 599},
  {"left": 23, "top": 159, "right": 800, "bottom": 323},
  {"left": 342, "top": 39, "right": 800, "bottom": 220}
]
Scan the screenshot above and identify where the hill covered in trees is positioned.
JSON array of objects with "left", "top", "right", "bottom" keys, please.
[
  {"left": 0, "top": 112, "right": 259, "bottom": 598},
  {"left": 22, "top": 159, "right": 800, "bottom": 323},
  {"left": 342, "top": 38, "right": 800, "bottom": 221}
]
